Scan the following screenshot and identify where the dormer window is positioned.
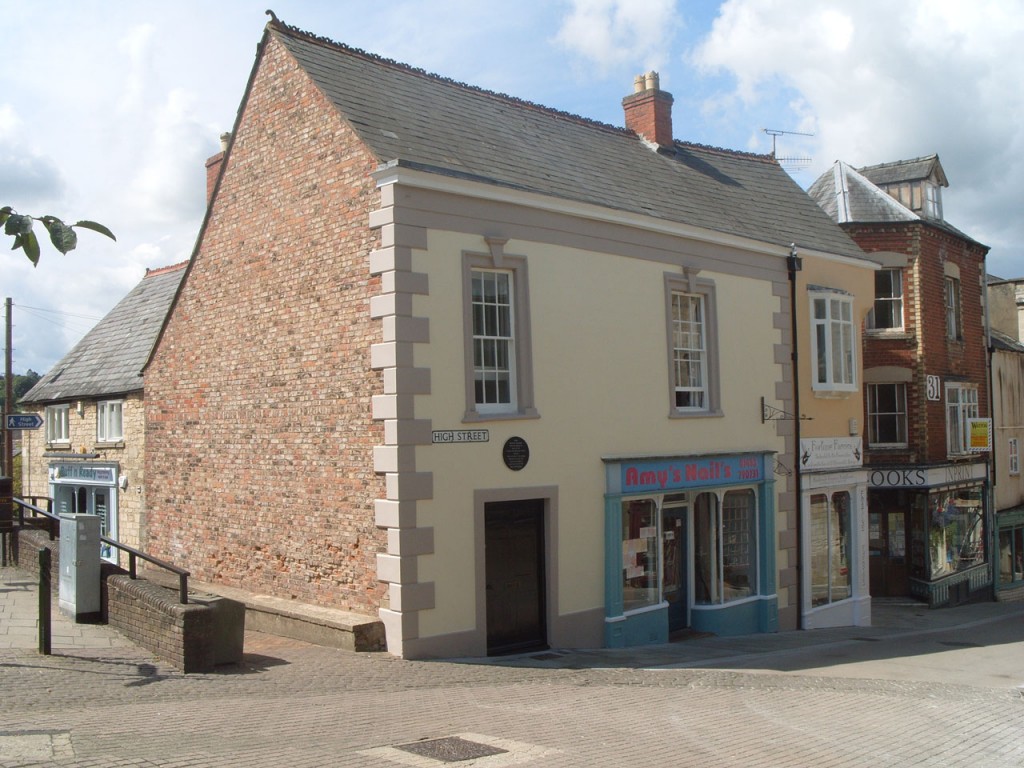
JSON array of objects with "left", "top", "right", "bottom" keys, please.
[
  {"left": 883, "top": 180, "right": 942, "bottom": 220},
  {"left": 923, "top": 181, "right": 942, "bottom": 219}
]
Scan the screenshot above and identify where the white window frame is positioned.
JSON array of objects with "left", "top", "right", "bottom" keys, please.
[
  {"left": 461, "top": 246, "right": 537, "bottom": 421},
  {"left": 867, "top": 268, "right": 904, "bottom": 332},
  {"left": 945, "top": 383, "right": 979, "bottom": 455},
  {"left": 97, "top": 400, "right": 124, "bottom": 442},
  {"left": 45, "top": 404, "right": 70, "bottom": 445},
  {"left": 1009, "top": 438, "right": 1020, "bottom": 476},
  {"left": 810, "top": 291, "right": 856, "bottom": 392},
  {"left": 665, "top": 272, "right": 719, "bottom": 416},
  {"left": 866, "top": 383, "right": 908, "bottom": 448},
  {"left": 944, "top": 276, "right": 962, "bottom": 341}
]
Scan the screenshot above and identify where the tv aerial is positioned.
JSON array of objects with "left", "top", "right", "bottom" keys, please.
[{"left": 763, "top": 128, "right": 814, "bottom": 171}]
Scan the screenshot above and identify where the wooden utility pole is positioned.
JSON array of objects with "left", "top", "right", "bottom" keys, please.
[{"left": 3, "top": 297, "right": 11, "bottom": 479}]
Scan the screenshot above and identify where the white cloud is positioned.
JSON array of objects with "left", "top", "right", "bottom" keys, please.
[
  {"left": 690, "top": 0, "right": 1024, "bottom": 276},
  {"left": 555, "top": 0, "right": 680, "bottom": 76}
]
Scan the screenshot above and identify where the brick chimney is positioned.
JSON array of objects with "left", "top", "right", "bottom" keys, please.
[
  {"left": 204, "top": 132, "right": 231, "bottom": 205},
  {"left": 622, "top": 72, "right": 674, "bottom": 148}
]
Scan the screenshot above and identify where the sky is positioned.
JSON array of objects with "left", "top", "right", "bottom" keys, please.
[{"left": 3, "top": 0, "right": 1023, "bottom": 377}]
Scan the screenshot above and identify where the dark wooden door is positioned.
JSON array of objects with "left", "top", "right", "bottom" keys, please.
[
  {"left": 869, "top": 510, "right": 909, "bottom": 597},
  {"left": 485, "top": 500, "right": 546, "bottom": 655},
  {"left": 662, "top": 508, "right": 688, "bottom": 632}
]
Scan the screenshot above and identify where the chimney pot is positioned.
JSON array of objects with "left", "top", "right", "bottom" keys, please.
[{"left": 622, "top": 74, "right": 674, "bottom": 148}]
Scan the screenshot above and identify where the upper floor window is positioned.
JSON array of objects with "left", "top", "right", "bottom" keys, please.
[
  {"left": 45, "top": 404, "right": 69, "bottom": 444},
  {"left": 923, "top": 182, "right": 943, "bottom": 219},
  {"left": 1010, "top": 438, "right": 1020, "bottom": 476},
  {"left": 665, "top": 273, "right": 719, "bottom": 416},
  {"left": 867, "top": 383, "right": 908, "bottom": 447},
  {"left": 946, "top": 383, "right": 979, "bottom": 455},
  {"left": 811, "top": 292, "right": 856, "bottom": 392},
  {"left": 867, "top": 269, "right": 903, "bottom": 331},
  {"left": 462, "top": 244, "right": 536, "bottom": 421},
  {"left": 97, "top": 400, "right": 123, "bottom": 442},
  {"left": 944, "top": 277, "right": 962, "bottom": 341}
]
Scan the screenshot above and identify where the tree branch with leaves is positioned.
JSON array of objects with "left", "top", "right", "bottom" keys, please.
[{"left": 2, "top": 206, "right": 116, "bottom": 265}]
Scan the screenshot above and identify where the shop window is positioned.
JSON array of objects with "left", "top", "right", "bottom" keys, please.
[
  {"left": 944, "top": 276, "right": 962, "bottom": 341},
  {"left": 694, "top": 489, "right": 756, "bottom": 604},
  {"left": 810, "top": 491, "right": 852, "bottom": 607},
  {"left": 45, "top": 404, "right": 70, "bottom": 445},
  {"left": 1009, "top": 438, "right": 1020, "bottom": 476},
  {"left": 462, "top": 249, "right": 536, "bottom": 421},
  {"left": 97, "top": 400, "right": 123, "bottom": 442},
  {"left": 810, "top": 291, "right": 856, "bottom": 392},
  {"left": 621, "top": 499, "right": 659, "bottom": 612},
  {"left": 927, "top": 488, "right": 984, "bottom": 578},
  {"left": 664, "top": 273, "right": 719, "bottom": 416},
  {"left": 999, "top": 527, "right": 1024, "bottom": 585},
  {"left": 867, "top": 269, "right": 904, "bottom": 331},
  {"left": 867, "top": 383, "right": 908, "bottom": 447},
  {"left": 945, "top": 383, "right": 979, "bottom": 455}
]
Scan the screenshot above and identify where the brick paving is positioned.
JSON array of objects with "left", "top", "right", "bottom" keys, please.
[{"left": 3, "top": 565, "right": 1024, "bottom": 767}]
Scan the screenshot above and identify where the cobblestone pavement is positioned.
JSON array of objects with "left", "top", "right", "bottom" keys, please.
[{"left": 3, "top": 566, "right": 1024, "bottom": 767}]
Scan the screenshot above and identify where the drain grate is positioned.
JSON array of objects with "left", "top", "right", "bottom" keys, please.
[{"left": 396, "top": 736, "right": 508, "bottom": 762}]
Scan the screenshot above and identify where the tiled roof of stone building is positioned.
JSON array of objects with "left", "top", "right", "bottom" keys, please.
[
  {"left": 21, "top": 262, "right": 187, "bottom": 404},
  {"left": 266, "top": 20, "right": 867, "bottom": 262}
]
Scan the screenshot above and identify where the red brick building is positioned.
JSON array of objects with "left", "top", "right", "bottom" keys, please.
[{"left": 810, "top": 156, "right": 991, "bottom": 606}]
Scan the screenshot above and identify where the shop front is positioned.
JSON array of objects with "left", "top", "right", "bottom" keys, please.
[
  {"left": 49, "top": 461, "right": 120, "bottom": 564},
  {"left": 867, "top": 461, "right": 990, "bottom": 606},
  {"left": 603, "top": 452, "right": 778, "bottom": 648},
  {"left": 995, "top": 505, "right": 1024, "bottom": 596},
  {"left": 799, "top": 436, "right": 870, "bottom": 628}
]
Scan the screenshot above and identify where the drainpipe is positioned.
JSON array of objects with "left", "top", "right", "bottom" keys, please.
[{"left": 788, "top": 245, "right": 804, "bottom": 630}]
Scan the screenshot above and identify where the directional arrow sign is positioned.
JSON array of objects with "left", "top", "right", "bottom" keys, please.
[{"left": 5, "top": 413, "right": 44, "bottom": 430}]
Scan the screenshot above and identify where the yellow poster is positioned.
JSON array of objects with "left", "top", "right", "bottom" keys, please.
[{"left": 967, "top": 418, "right": 991, "bottom": 452}]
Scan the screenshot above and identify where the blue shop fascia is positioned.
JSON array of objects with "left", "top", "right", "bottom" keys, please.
[{"left": 603, "top": 451, "right": 778, "bottom": 647}]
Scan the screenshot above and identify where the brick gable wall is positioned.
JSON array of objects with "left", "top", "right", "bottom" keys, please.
[
  {"left": 144, "top": 35, "right": 386, "bottom": 615},
  {"left": 849, "top": 221, "right": 988, "bottom": 463}
]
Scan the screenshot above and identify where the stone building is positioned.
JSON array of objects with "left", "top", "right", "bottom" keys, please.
[{"left": 19, "top": 262, "right": 187, "bottom": 564}]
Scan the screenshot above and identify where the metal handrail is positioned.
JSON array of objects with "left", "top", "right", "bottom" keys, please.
[{"left": 12, "top": 497, "right": 191, "bottom": 604}]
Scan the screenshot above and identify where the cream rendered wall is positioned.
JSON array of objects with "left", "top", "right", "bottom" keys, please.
[
  {"left": 796, "top": 255, "right": 875, "bottom": 434},
  {"left": 412, "top": 229, "right": 786, "bottom": 638}
]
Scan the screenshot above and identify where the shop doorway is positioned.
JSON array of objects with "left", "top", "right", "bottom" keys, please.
[
  {"left": 662, "top": 506, "right": 688, "bottom": 633},
  {"left": 485, "top": 499, "right": 547, "bottom": 655},
  {"left": 53, "top": 484, "right": 117, "bottom": 563},
  {"left": 869, "top": 507, "right": 908, "bottom": 597}
]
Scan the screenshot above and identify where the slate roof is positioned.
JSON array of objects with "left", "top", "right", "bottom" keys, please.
[
  {"left": 808, "top": 160, "right": 985, "bottom": 248},
  {"left": 268, "top": 21, "right": 866, "bottom": 261},
  {"left": 858, "top": 154, "right": 948, "bottom": 188},
  {"left": 22, "top": 263, "right": 187, "bottom": 404},
  {"left": 991, "top": 328, "right": 1024, "bottom": 354}
]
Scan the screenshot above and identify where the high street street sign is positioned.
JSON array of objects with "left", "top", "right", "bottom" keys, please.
[{"left": 5, "top": 413, "right": 43, "bottom": 430}]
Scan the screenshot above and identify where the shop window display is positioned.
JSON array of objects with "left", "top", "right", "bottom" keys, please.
[
  {"left": 621, "top": 499, "right": 659, "bottom": 611},
  {"left": 927, "top": 488, "right": 984, "bottom": 578},
  {"left": 998, "top": 527, "right": 1024, "bottom": 585},
  {"left": 695, "top": 489, "right": 756, "bottom": 604},
  {"left": 810, "top": 491, "right": 851, "bottom": 607}
]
